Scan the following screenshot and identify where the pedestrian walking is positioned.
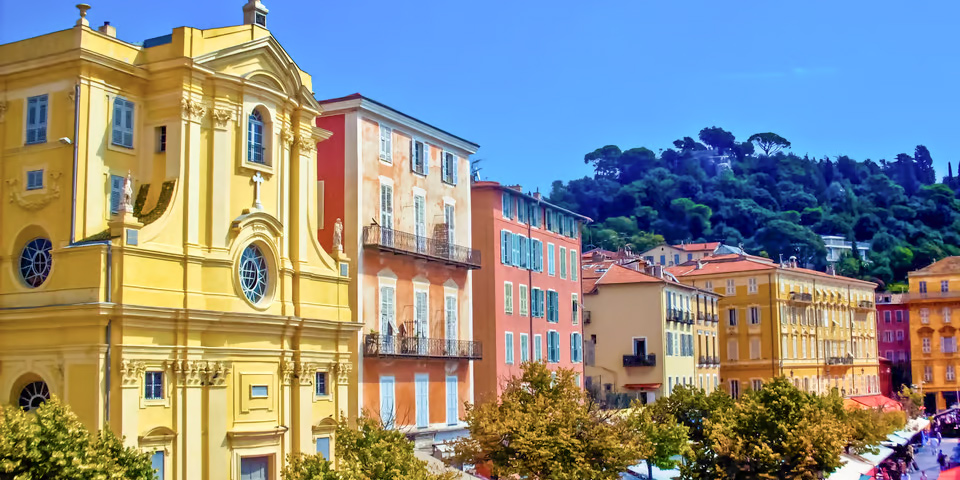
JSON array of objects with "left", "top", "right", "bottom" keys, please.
[
  {"left": 938, "top": 450, "right": 947, "bottom": 471},
  {"left": 920, "top": 470, "right": 928, "bottom": 480},
  {"left": 937, "top": 430, "right": 943, "bottom": 447}
]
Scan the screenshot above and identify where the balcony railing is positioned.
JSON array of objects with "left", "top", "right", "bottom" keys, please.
[
  {"left": 826, "top": 355, "right": 854, "bottom": 365},
  {"left": 623, "top": 354, "right": 657, "bottom": 367},
  {"left": 699, "top": 355, "right": 720, "bottom": 366},
  {"left": 858, "top": 300, "right": 875, "bottom": 309},
  {"left": 790, "top": 292, "right": 813, "bottom": 303},
  {"left": 362, "top": 225, "right": 481, "bottom": 269},
  {"left": 364, "top": 334, "right": 482, "bottom": 360}
]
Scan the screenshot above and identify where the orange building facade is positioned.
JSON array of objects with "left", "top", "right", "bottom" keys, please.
[
  {"left": 315, "top": 95, "right": 479, "bottom": 443},
  {"left": 471, "top": 182, "right": 589, "bottom": 401}
]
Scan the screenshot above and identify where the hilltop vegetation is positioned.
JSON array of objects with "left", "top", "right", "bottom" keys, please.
[{"left": 546, "top": 127, "right": 960, "bottom": 288}]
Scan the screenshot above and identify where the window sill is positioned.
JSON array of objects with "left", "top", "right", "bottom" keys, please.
[
  {"left": 313, "top": 394, "right": 333, "bottom": 403},
  {"left": 441, "top": 179, "right": 458, "bottom": 187},
  {"left": 107, "top": 142, "right": 136, "bottom": 156},
  {"left": 240, "top": 161, "right": 274, "bottom": 176},
  {"left": 379, "top": 158, "right": 393, "bottom": 166}
]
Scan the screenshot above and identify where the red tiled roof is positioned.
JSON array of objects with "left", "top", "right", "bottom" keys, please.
[
  {"left": 911, "top": 256, "right": 960, "bottom": 276},
  {"left": 582, "top": 277, "right": 600, "bottom": 294},
  {"left": 596, "top": 264, "right": 662, "bottom": 285},
  {"left": 670, "top": 259, "right": 777, "bottom": 277},
  {"left": 623, "top": 383, "right": 661, "bottom": 390},
  {"left": 844, "top": 395, "right": 902, "bottom": 412},
  {"left": 673, "top": 242, "right": 720, "bottom": 252}
]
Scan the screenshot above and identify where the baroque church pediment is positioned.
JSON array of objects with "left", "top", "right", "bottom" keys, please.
[{"left": 193, "top": 36, "right": 319, "bottom": 111}]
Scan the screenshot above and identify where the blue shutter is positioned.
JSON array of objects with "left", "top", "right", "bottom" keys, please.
[
  {"left": 441, "top": 153, "right": 448, "bottom": 183},
  {"left": 26, "top": 95, "right": 48, "bottom": 144},
  {"left": 451, "top": 153, "right": 458, "bottom": 185},
  {"left": 151, "top": 451, "right": 164, "bottom": 480},
  {"left": 415, "top": 374, "right": 429, "bottom": 428},
  {"left": 316, "top": 437, "right": 331, "bottom": 460},
  {"left": 110, "top": 175, "right": 124, "bottom": 214},
  {"left": 501, "top": 231, "right": 508, "bottom": 264},
  {"left": 123, "top": 100, "right": 134, "bottom": 147},
  {"left": 667, "top": 332, "right": 673, "bottom": 356}
]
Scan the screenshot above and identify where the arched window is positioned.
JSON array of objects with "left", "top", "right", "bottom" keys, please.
[
  {"left": 248, "top": 110, "right": 265, "bottom": 164},
  {"left": 19, "top": 381, "right": 49, "bottom": 411}
]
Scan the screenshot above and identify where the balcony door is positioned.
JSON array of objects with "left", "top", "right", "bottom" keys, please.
[
  {"left": 445, "top": 295, "right": 458, "bottom": 355},
  {"left": 379, "top": 183, "right": 393, "bottom": 246},
  {"left": 446, "top": 375, "right": 458, "bottom": 425},
  {"left": 415, "top": 290, "right": 429, "bottom": 354},
  {"left": 380, "top": 376, "right": 395, "bottom": 429},
  {"left": 415, "top": 374, "right": 429, "bottom": 428},
  {"left": 633, "top": 338, "right": 647, "bottom": 356},
  {"left": 380, "top": 286, "right": 395, "bottom": 354},
  {"left": 444, "top": 204, "right": 455, "bottom": 246},
  {"left": 414, "top": 194, "right": 426, "bottom": 253}
]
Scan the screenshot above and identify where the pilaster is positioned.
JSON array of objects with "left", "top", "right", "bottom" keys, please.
[
  {"left": 210, "top": 105, "right": 234, "bottom": 248},
  {"left": 173, "top": 359, "right": 205, "bottom": 480},
  {"left": 206, "top": 361, "right": 232, "bottom": 480}
]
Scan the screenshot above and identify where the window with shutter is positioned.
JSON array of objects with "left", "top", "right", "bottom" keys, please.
[
  {"left": 110, "top": 174, "right": 124, "bottom": 214},
  {"left": 667, "top": 332, "right": 673, "bottom": 356},
  {"left": 520, "top": 334, "right": 529, "bottom": 362},
  {"left": 502, "top": 192, "right": 512, "bottom": 219},
  {"left": 572, "top": 294, "right": 579, "bottom": 324},
  {"left": 513, "top": 235, "right": 521, "bottom": 266},
  {"left": 534, "top": 334, "right": 543, "bottom": 360},
  {"left": 411, "top": 139, "right": 426, "bottom": 174},
  {"left": 414, "top": 194, "right": 426, "bottom": 252},
  {"left": 379, "top": 124, "right": 392, "bottom": 163},
  {"left": 505, "top": 332, "right": 514, "bottom": 364},
  {"left": 501, "top": 231, "right": 511, "bottom": 265},
  {"left": 519, "top": 285, "right": 529, "bottom": 316},
  {"left": 442, "top": 152, "right": 457, "bottom": 184},
  {"left": 380, "top": 183, "right": 394, "bottom": 245},
  {"left": 504, "top": 282, "right": 513, "bottom": 314},
  {"left": 25, "top": 95, "right": 48, "bottom": 145},
  {"left": 26, "top": 170, "right": 44, "bottom": 191},
  {"left": 548, "top": 244, "right": 555, "bottom": 276},
  {"left": 560, "top": 247, "right": 567, "bottom": 279},
  {"left": 570, "top": 250, "right": 578, "bottom": 281},
  {"left": 112, "top": 97, "right": 135, "bottom": 149},
  {"left": 444, "top": 204, "right": 455, "bottom": 246}
]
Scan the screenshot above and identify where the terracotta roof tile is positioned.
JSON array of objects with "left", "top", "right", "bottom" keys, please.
[
  {"left": 596, "top": 264, "right": 663, "bottom": 285},
  {"left": 673, "top": 242, "right": 720, "bottom": 252},
  {"left": 912, "top": 256, "right": 960, "bottom": 276}
]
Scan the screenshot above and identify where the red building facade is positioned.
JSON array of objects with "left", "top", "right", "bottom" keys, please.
[
  {"left": 471, "top": 182, "right": 589, "bottom": 401},
  {"left": 877, "top": 292, "right": 912, "bottom": 392}
]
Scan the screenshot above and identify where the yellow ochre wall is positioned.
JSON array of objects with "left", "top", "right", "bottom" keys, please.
[{"left": 0, "top": 11, "right": 359, "bottom": 480}]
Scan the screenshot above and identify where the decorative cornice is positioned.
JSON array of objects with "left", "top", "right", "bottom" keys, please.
[
  {"left": 297, "top": 361, "right": 320, "bottom": 386},
  {"left": 120, "top": 360, "right": 146, "bottom": 386},
  {"left": 206, "top": 361, "right": 232, "bottom": 387},
  {"left": 181, "top": 98, "right": 206, "bottom": 121},
  {"left": 6, "top": 172, "right": 61, "bottom": 211},
  {"left": 171, "top": 360, "right": 205, "bottom": 386},
  {"left": 211, "top": 108, "right": 233, "bottom": 128}
]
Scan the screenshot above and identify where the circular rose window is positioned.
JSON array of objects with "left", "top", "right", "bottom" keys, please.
[
  {"left": 239, "top": 244, "right": 269, "bottom": 304},
  {"left": 19, "top": 238, "right": 52, "bottom": 288}
]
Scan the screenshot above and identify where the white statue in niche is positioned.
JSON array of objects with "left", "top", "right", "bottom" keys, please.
[
  {"left": 121, "top": 171, "right": 134, "bottom": 213},
  {"left": 333, "top": 218, "right": 344, "bottom": 253}
]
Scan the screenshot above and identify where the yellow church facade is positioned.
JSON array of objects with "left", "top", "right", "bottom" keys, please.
[{"left": 0, "top": 3, "right": 358, "bottom": 479}]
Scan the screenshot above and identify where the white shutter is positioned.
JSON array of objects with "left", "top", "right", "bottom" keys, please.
[
  {"left": 534, "top": 334, "right": 543, "bottom": 361},
  {"left": 380, "top": 286, "right": 395, "bottom": 334},
  {"left": 451, "top": 153, "right": 458, "bottom": 184},
  {"left": 445, "top": 204, "right": 455, "bottom": 245},
  {"left": 379, "top": 125, "right": 392, "bottom": 162},
  {"left": 424, "top": 144, "right": 430, "bottom": 175},
  {"left": 446, "top": 375, "right": 458, "bottom": 425},
  {"left": 441, "top": 151, "right": 448, "bottom": 181},
  {"left": 414, "top": 195, "right": 426, "bottom": 252},
  {"left": 445, "top": 295, "right": 457, "bottom": 351},
  {"left": 415, "top": 291, "right": 428, "bottom": 338},
  {"left": 415, "top": 374, "right": 429, "bottom": 428}
]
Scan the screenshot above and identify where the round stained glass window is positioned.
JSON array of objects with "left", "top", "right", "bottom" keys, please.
[
  {"left": 239, "top": 244, "right": 269, "bottom": 304},
  {"left": 19, "top": 238, "right": 52, "bottom": 288},
  {"left": 19, "top": 381, "right": 49, "bottom": 412}
]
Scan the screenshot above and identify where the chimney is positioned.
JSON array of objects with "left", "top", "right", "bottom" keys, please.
[
  {"left": 696, "top": 259, "right": 703, "bottom": 270},
  {"left": 98, "top": 21, "right": 116, "bottom": 38},
  {"left": 533, "top": 192, "right": 542, "bottom": 201},
  {"left": 507, "top": 185, "right": 523, "bottom": 192},
  {"left": 243, "top": 0, "right": 269, "bottom": 28}
]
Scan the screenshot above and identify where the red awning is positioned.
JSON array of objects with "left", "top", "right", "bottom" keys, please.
[
  {"left": 623, "top": 383, "right": 662, "bottom": 390},
  {"left": 844, "top": 395, "right": 902, "bottom": 412}
]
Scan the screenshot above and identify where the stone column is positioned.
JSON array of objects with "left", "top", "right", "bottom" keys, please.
[
  {"left": 175, "top": 360, "right": 204, "bottom": 480},
  {"left": 280, "top": 360, "right": 295, "bottom": 459}
]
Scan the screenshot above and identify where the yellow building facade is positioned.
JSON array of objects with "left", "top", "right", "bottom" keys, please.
[
  {"left": 907, "top": 257, "right": 960, "bottom": 412},
  {"left": 582, "top": 263, "right": 719, "bottom": 404},
  {"left": 0, "top": 3, "right": 358, "bottom": 479},
  {"left": 670, "top": 255, "right": 879, "bottom": 398}
]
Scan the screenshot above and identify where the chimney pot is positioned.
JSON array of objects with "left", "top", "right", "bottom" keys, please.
[{"left": 98, "top": 21, "right": 116, "bottom": 38}]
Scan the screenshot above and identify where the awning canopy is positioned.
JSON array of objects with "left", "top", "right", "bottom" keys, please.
[
  {"left": 844, "top": 395, "right": 902, "bottom": 412},
  {"left": 623, "top": 383, "right": 662, "bottom": 390}
]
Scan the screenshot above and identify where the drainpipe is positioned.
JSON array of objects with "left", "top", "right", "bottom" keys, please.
[
  {"left": 771, "top": 272, "right": 778, "bottom": 379},
  {"left": 105, "top": 242, "right": 112, "bottom": 423},
  {"left": 528, "top": 196, "right": 537, "bottom": 361},
  {"left": 70, "top": 82, "right": 80, "bottom": 244}
]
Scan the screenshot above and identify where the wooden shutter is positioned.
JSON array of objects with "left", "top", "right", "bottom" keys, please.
[
  {"left": 380, "top": 377, "right": 395, "bottom": 428},
  {"left": 110, "top": 175, "right": 123, "bottom": 214},
  {"left": 380, "top": 286, "right": 394, "bottom": 333},
  {"left": 415, "top": 374, "right": 429, "bottom": 428},
  {"left": 445, "top": 376, "right": 458, "bottom": 425}
]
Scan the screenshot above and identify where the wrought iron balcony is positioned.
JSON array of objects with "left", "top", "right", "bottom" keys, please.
[
  {"left": 790, "top": 292, "right": 813, "bottom": 303},
  {"left": 858, "top": 300, "right": 875, "bottom": 309},
  {"left": 699, "top": 355, "right": 720, "bottom": 366},
  {"left": 362, "top": 225, "right": 481, "bottom": 269},
  {"left": 363, "top": 334, "right": 482, "bottom": 360},
  {"left": 623, "top": 354, "right": 657, "bottom": 367},
  {"left": 826, "top": 355, "right": 854, "bottom": 365}
]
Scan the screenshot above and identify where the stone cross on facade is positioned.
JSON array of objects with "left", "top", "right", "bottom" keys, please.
[{"left": 251, "top": 172, "right": 264, "bottom": 210}]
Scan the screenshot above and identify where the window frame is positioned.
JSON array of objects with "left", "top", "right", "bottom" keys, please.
[
  {"left": 26, "top": 169, "right": 44, "bottom": 191},
  {"left": 25, "top": 94, "right": 49, "bottom": 145},
  {"left": 315, "top": 371, "right": 328, "bottom": 397},
  {"left": 505, "top": 331, "right": 515, "bottom": 365},
  {"left": 112, "top": 96, "right": 135, "bottom": 149},
  {"left": 504, "top": 281, "right": 514, "bottom": 315},
  {"left": 144, "top": 371, "right": 164, "bottom": 401},
  {"left": 378, "top": 123, "right": 393, "bottom": 164}
]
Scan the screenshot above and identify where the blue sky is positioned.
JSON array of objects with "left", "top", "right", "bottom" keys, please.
[{"left": 3, "top": 1, "right": 957, "bottom": 192}]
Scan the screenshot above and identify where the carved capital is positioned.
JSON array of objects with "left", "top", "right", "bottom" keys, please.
[
  {"left": 0, "top": 101, "right": 8, "bottom": 122},
  {"left": 280, "top": 360, "right": 296, "bottom": 385},
  {"left": 205, "top": 361, "right": 232, "bottom": 387},
  {"left": 297, "top": 361, "right": 320, "bottom": 386},
  {"left": 211, "top": 108, "right": 233, "bottom": 128},
  {"left": 181, "top": 98, "right": 206, "bottom": 121},
  {"left": 296, "top": 136, "right": 316, "bottom": 155},
  {"left": 336, "top": 362, "right": 352, "bottom": 385},
  {"left": 281, "top": 129, "right": 295, "bottom": 146},
  {"left": 173, "top": 360, "right": 205, "bottom": 386},
  {"left": 120, "top": 360, "right": 146, "bottom": 386}
]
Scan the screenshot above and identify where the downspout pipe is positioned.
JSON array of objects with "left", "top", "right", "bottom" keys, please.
[{"left": 70, "top": 82, "right": 79, "bottom": 244}]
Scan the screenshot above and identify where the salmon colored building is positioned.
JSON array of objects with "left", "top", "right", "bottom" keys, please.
[
  {"left": 471, "top": 182, "right": 590, "bottom": 401},
  {"left": 315, "top": 94, "right": 480, "bottom": 444}
]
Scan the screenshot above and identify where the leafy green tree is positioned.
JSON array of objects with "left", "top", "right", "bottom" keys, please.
[
  {"left": 283, "top": 415, "right": 456, "bottom": 480},
  {"left": 452, "top": 362, "right": 641, "bottom": 480},
  {"left": 0, "top": 397, "right": 154, "bottom": 480},
  {"left": 624, "top": 401, "right": 690, "bottom": 480},
  {"left": 698, "top": 126, "right": 737, "bottom": 154},
  {"left": 748, "top": 132, "right": 791, "bottom": 155}
]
